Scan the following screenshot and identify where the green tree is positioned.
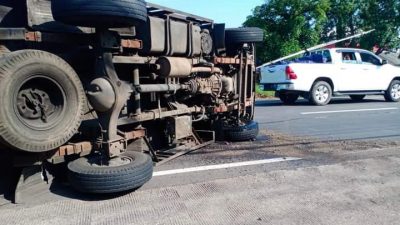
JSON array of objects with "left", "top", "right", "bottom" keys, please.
[
  {"left": 244, "top": 0, "right": 330, "bottom": 63},
  {"left": 359, "top": 0, "right": 400, "bottom": 49},
  {"left": 245, "top": 0, "right": 400, "bottom": 63},
  {"left": 323, "top": 0, "right": 400, "bottom": 49},
  {"left": 322, "top": 0, "right": 362, "bottom": 42}
]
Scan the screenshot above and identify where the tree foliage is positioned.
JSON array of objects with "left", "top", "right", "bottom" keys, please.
[
  {"left": 322, "top": 0, "right": 361, "bottom": 40},
  {"left": 359, "top": 0, "right": 400, "bottom": 48},
  {"left": 245, "top": 0, "right": 400, "bottom": 63},
  {"left": 244, "top": 0, "right": 330, "bottom": 63}
]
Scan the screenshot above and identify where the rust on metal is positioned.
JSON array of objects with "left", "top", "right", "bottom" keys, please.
[
  {"left": 223, "top": 99, "right": 253, "bottom": 112},
  {"left": 123, "top": 129, "right": 146, "bottom": 141},
  {"left": 121, "top": 39, "right": 143, "bottom": 49},
  {"left": 245, "top": 99, "right": 253, "bottom": 107},
  {"left": 213, "top": 104, "right": 228, "bottom": 113},
  {"left": 214, "top": 57, "right": 252, "bottom": 65},
  {"left": 25, "top": 31, "right": 41, "bottom": 42},
  {"left": 55, "top": 142, "right": 92, "bottom": 157}
]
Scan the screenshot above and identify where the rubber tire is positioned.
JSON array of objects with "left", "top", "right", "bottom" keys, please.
[
  {"left": 384, "top": 80, "right": 400, "bottom": 102},
  {"left": 0, "top": 50, "right": 86, "bottom": 152},
  {"left": 51, "top": 0, "right": 148, "bottom": 28},
  {"left": 309, "top": 81, "right": 332, "bottom": 106},
  {"left": 278, "top": 92, "right": 299, "bottom": 105},
  {"left": 350, "top": 95, "right": 366, "bottom": 101},
  {"left": 225, "top": 27, "right": 264, "bottom": 44},
  {"left": 68, "top": 151, "right": 153, "bottom": 194},
  {"left": 221, "top": 120, "right": 259, "bottom": 142}
]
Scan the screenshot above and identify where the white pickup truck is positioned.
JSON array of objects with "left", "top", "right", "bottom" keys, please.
[{"left": 259, "top": 48, "right": 400, "bottom": 105}]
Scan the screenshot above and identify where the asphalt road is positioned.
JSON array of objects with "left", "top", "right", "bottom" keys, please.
[
  {"left": 1, "top": 95, "right": 400, "bottom": 225},
  {"left": 256, "top": 95, "right": 400, "bottom": 141}
]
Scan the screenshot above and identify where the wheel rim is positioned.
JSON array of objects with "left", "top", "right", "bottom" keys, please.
[
  {"left": 14, "top": 75, "right": 66, "bottom": 131},
  {"left": 88, "top": 154, "right": 133, "bottom": 168},
  {"left": 391, "top": 83, "right": 400, "bottom": 100},
  {"left": 314, "top": 85, "right": 329, "bottom": 103}
]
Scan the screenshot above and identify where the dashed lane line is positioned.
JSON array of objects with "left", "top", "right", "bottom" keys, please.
[{"left": 301, "top": 107, "right": 398, "bottom": 115}]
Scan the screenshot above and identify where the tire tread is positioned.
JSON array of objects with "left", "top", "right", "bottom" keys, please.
[
  {"left": 226, "top": 27, "right": 264, "bottom": 44},
  {"left": 68, "top": 152, "right": 153, "bottom": 194},
  {"left": 221, "top": 120, "right": 259, "bottom": 142},
  {"left": 0, "top": 50, "right": 86, "bottom": 152},
  {"left": 52, "top": 0, "right": 148, "bottom": 28},
  {"left": 385, "top": 80, "right": 400, "bottom": 102}
]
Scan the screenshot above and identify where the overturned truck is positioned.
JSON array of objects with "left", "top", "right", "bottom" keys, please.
[{"left": 0, "top": 0, "right": 263, "bottom": 195}]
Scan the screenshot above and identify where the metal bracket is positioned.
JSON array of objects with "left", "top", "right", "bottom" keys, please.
[
  {"left": 107, "top": 139, "right": 128, "bottom": 158},
  {"left": 0, "top": 28, "right": 27, "bottom": 40},
  {"left": 154, "top": 130, "right": 215, "bottom": 166},
  {"left": 93, "top": 30, "right": 133, "bottom": 157}
]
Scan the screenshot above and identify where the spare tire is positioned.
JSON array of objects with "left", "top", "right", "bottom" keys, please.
[
  {"left": 225, "top": 27, "right": 264, "bottom": 44},
  {"left": 51, "top": 0, "right": 148, "bottom": 28},
  {"left": 218, "top": 120, "right": 259, "bottom": 142},
  {"left": 0, "top": 50, "right": 86, "bottom": 152},
  {"left": 68, "top": 151, "right": 153, "bottom": 194}
]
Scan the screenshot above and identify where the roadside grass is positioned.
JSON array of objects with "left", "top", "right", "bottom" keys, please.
[{"left": 256, "top": 84, "right": 275, "bottom": 98}]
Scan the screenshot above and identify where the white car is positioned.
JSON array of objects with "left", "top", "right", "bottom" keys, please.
[{"left": 259, "top": 48, "right": 400, "bottom": 105}]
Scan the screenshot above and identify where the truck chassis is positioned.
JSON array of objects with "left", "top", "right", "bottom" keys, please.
[{"left": 0, "top": 0, "right": 263, "bottom": 201}]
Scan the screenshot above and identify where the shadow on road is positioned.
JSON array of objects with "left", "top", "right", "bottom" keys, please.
[
  {"left": 48, "top": 180, "right": 135, "bottom": 202},
  {"left": 0, "top": 150, "right": 137, "bottom": 204},
  {"left": 44, "top": 163, "right": 140, "bottom": 203},
  {"left": 0, "top": 150, "right": 21, "bottom": 205}
]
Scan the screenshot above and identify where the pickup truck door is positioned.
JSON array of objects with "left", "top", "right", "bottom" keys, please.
[
  {"left": 358, "top": 52, "right": 389, "bottom": 90},
  {"left": 336, "top": 51, "right": 364, "bottom": 91}
]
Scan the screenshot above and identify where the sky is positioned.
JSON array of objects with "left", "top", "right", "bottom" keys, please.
[{"left": 148, "top": 0, "right": 265, "bottom": 28}]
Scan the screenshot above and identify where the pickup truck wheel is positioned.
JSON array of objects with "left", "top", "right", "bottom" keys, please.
[
  {"left": 52, "top": 0, "right": 148, "bottom": 28},
  {"left": 278, "top": 92, "right": 299, "bottom": 105},
  {"left": 0, "top": 50, "right": 85, "bottom": 152},
  {"left": 350, "top": 95, "right": 366, "bottom": 101},
  {"left": 384, "top": 80, "right": 400, "bottom": 102},
  {"left": 68, "top": 151, "right": 153, "bottom": 194},
  {"left": 219, "top": 120, "right": 259, "bottom": 142},
  {"left": 309, "top": 81, "right": 332, "bottom": 106}
]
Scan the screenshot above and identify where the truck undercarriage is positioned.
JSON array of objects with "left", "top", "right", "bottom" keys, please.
[{"left": 0, "top": 0, "right": 263, "bottom": 201}]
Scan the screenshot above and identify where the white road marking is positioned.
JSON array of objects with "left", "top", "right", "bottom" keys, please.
[
  {"left": 301, "top": 107, "right": 398, "bottom": 115},
  {"left": 153, "top": 157, "right": 301, "bottom": 177}
]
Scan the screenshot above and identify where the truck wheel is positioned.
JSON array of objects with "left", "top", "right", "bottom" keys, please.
[
  {"left": 0, "top": 50, "right": 86, "bottom": 152},
  {"left": 68, "top": 151, "right": 153, "bottom": 194},
  {"left": 309, "top": 81, "right": 332, "bottom": 106},
  {"left": 52, "top": 0, "right": 148, "bottom": 28},
  {"left": 225, "top": 27, "right": 264, "bottom": 44},
  {"left": 350, "top": 95, "right": 366, "bottom": 101},
  {"left": 278, "top": 92, "right": 299, "bottom": 105},
  {"left": 225, "top": 27, "right": 263, "bottom": 56},
  {"left": 384, "top": 80, "right": 400, "bottom": 102},
  {"left": 219, "top": 120, "right": 259, "bottom": 142}
]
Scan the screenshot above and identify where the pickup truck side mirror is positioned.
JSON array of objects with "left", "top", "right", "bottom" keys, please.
[{"left": 382, "top": 59, "right": 388, "bottom": 65}]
